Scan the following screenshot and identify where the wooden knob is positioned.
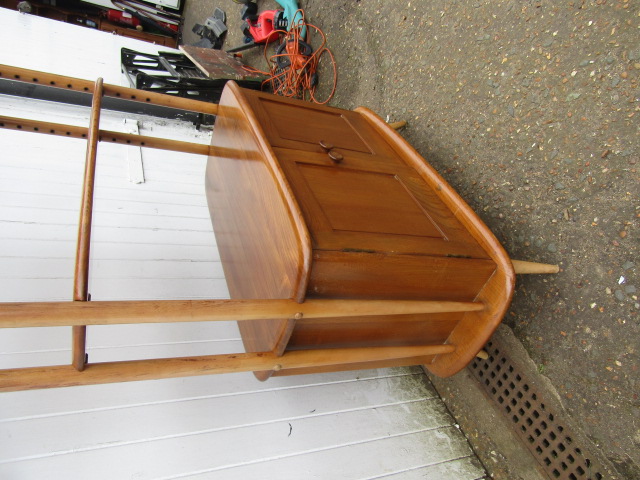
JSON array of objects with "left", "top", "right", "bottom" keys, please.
[
  {"left": 328, "top": 151, "right": 343, "bottom": 163},
  {"left": 319, "top": 140, "right": 334, "bottom": 151}
]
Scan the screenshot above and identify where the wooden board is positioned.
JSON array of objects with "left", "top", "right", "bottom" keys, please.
[{"left": 179, "top": 45, "right": 265, "bottom": 82}]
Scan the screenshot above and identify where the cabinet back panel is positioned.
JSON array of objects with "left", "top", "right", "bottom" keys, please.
[{"left": 287, "top": 313, "right": 459, "bottom": 350}]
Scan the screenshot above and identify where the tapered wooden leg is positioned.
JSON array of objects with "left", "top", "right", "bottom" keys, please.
[
  {"left": 512, "top": 260, "right": 559, "bottom": 274},
  {"left": 389, "top": 121, "right": 407, "bottom": 130},
  {"left": 475, "top": 349, "right": 489, "bottom": 360}
]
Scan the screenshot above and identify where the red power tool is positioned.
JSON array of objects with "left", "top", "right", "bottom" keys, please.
[{"left": 227, "top": 5, "right": 288, "bottom": 53}]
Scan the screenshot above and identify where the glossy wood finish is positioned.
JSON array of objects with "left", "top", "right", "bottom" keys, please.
[
  {"left": 271, "top": 355, "right": 440, "bottom": 378},
  {"left": 72, "top": 78, "right": 103, "bottom": 371},
  {"left": 288, "top": 313, "right": 461, "bottom": 350},
  {"left": 272, "top": 148, "right": 488, "bottom": 258},
  {"left": 205, "top": 83, "right": 313, "bottom": 379},
  {"left": 307, "top": 251, "right": 496, "bottom": 301},
  {"left": 249, "top": 96, "right": 398, "bottom": 157},
  {"left": 73, "top": 77, "right": 103, "bottom": 303}
]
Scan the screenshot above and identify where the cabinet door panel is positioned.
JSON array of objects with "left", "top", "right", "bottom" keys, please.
[
  {"left": 297, "top": 164, "right": 445, "bottom": 238},
  {"left": 248, "top": 94, "right": 398, "bottom": 157},
  {"left": 275, "top": 148, "right": 489, "bottom": 259}
]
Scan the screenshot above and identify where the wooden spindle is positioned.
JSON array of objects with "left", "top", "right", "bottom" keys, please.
[{"left": 71, "top": 78, "right": 103, "bottom": 371}]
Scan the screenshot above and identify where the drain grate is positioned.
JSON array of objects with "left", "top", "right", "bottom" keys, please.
[{"left": 469, "top": 339, "right": 607, "bottom": 480}]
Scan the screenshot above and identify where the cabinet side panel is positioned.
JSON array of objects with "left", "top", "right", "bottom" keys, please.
[
  {"left": 205, "top": 85, "right": 311, "bottom": 366},
  {"left": 355, "top": 106, "right": 516, "bottom": 376}
]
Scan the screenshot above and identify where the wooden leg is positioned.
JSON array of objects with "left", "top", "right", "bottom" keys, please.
[
  {"left": 389, "top": 121, "right": 407, "bottom": 130},
  {"left": 475, "top": 349, "right": 489, "bottom": 360},
  {"left": 512, "top": 260, "right": 560, "bottom": 274}
]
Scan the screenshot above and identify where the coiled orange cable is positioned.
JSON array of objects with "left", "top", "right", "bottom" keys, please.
[{"left": 244, "top": 10, "right": 337, "bottom": 104}]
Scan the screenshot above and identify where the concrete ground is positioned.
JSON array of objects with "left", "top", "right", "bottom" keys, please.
[{"left": 180, "top": 1, "right": 639, "bottom": 478}]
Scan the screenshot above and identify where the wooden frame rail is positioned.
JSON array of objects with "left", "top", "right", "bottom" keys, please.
[
  {"left": 0, "top": 65, "right": 222, "bottom": 374},
  {"left": 0, "top": 115, "right": 211, "bottom": 155},
  {"left": 0, "top": 344, "right": 456, "bottom": 393},
  {"left": 0, "top": 64, "right": 219, "bottom": 115},
  {"left": 0, "top": 299, "right": 484, "bottom": 328}
]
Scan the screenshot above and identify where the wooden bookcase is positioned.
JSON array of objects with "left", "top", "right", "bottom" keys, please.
[{"left": 0, "top": 65, "right": 558, "bottom": 392}]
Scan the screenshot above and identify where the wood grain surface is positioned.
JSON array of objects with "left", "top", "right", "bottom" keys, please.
[{"left": 205, "top": 82, "right": 312, "bottom": 378}]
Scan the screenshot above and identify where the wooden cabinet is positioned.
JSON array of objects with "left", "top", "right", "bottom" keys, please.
[
  {"left": 243, "top": 91, "right": 492, "bottom": 293},
  {"left": 205, "top": 83, "right": 516, "bottom": 380}
]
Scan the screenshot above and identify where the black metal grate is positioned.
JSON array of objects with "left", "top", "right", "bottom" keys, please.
[{"left": 469, "top": 339, "right": 607, "bottom": 480}]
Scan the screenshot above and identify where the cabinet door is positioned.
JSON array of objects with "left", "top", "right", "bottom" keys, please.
[
  {"left": 274, "top": 148, "right": 489, "bottom": 259},
  {"left": 248, "top": 93, "right": 398, "bottom": 158}
]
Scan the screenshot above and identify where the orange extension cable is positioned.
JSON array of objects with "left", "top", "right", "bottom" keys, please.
[{"left": 244, "top": 10, "right": 337, "bottom": 104}]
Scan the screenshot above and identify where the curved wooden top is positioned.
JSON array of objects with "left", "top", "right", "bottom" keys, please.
[
  {"left": 205, "top": 82, "right": 312, "bottom": 374},
  {"left": 355, "top": 107, "right": 516, "bottom": 377}
]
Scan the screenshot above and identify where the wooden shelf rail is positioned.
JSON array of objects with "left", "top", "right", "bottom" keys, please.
[
  {"left": 0, "top": 115, "right": 212, "bottom": 155},
  {"left": 0, "top": 64, "right": 219, "bottom": 115},
  {"left": 0, "top": 344, "right": 456, "bottom": 393},
  {"left": 0, "top": 298, "right": 484, "bottom": 328},
  {"left": 0, "top": 296, "right": 472, "bottom": 391}
]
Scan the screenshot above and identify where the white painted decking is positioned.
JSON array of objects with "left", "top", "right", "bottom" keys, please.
[
  {"left": 0, "top": 11, "right": 486, "bottom": 478},
  {"left": 0, "top": 368, "right": 482, "bottom": 479}
]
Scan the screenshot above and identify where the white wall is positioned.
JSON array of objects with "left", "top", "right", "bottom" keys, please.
[
  {"left": 0, "top": 8, "right": 175, "bottom": 84},
  {"left": 0, "top": 13, "right": 485, "bottom": 479}
]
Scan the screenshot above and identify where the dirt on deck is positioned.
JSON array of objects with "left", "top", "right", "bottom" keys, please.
[{"left": 181, "top": 1, "right": 639, "bottom": 477}]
